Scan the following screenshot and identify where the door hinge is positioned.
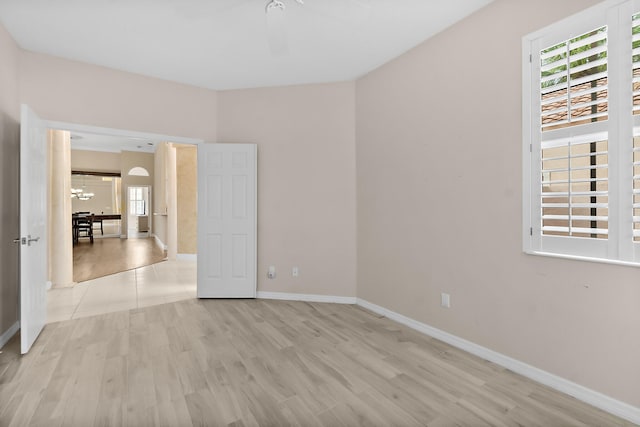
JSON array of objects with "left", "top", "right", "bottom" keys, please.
[
  {"left": 530, "top": 227, "right": 533, "bottom": 236},
  {"left": 529, "top": 143, "right": 532, "bottom": 153},
  {"left": 529, "top": 53, "right": 532, "bottom": 63}
]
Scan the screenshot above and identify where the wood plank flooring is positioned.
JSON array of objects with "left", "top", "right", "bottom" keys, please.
[
  {"left": 73, "top": 237, "right": 166, "bottom": 283},
  {"left": 0, "top": 299, "right": 633, "bottom": 426}
]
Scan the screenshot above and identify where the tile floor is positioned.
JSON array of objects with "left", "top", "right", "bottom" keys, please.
[{"left": 47, "top": 259, "right": 197, "bottom": 323}]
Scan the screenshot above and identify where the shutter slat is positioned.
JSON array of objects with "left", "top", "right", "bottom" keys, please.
[
  {"left": 543, "top": 178, "right": 607, "bottom": 185},
  {"left": 541, "top": 191, "right": 608, "bottom": 198},
  {"left": 541, "top": 45, "right": 567, "bottom": 62},
  {"left": 542, "top": 119, "right": 570, "bottom": 129},
  {"left": 543, "top": 203, "right": 608, "bottom": 209},
  {"left": 571, "top": 98, "right": 608, "bottom": 111},
  {"left": 568, "top": 111, "right": 608, "bottom": 123},
  {"left": 571, "top": 83, "right": 607, "bottom": 100},
  {"left": 541, "top": 72, "right": 568, "bottom": 88},
  {"left": 541, "top": 60, "right": 567, "bottom": 73},
  {"left": 541, "top": 82, "right": 568, "bottom": 95},
  {"left": 543, "top": 215, "right": 608, "bottom": 221},
  {"left": 570, "top": 227, "right": 609, "bottom": 235},
  {"left": 570, "top": 71, "right": 608, "bottom": 87},
  {"left": 569, "top": 164, "right": 608, "bottom": 172},
  {"left": 570, "top": 57, "right": 607, "bottom": 75},
  {"left": 541, "top": 93, "right": 567, "bottom": 107},
  {"left": 570, "top": 31, "right": 607, "bottom": 50},
  {"left": 570, "top": 47, "right": 607, "bottom": 65}
]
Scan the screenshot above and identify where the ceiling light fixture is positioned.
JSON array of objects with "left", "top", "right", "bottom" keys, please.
[
  {"left": 71, "top": 188, "right": 95, "bottom": 200},
  {"left": 265, "top": 0, "right": 303, "bottom": 13},
  {"left": 71, "top": 175, "right": 95, "bottom": 200}
]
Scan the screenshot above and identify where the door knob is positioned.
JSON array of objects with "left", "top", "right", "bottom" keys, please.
[
  {"left": 13, "top": 237, "right": 22, "bottom": 244},
  {"left": 27, "top": 235, "right": 40, "bottom": 246}
]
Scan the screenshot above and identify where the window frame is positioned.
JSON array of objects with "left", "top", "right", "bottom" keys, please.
[
  {"left": 129, "top": 187, "right": 146, "bottom": 216},
  {"left": 523, "top": 0, "right": 640, "bottom": 266}
]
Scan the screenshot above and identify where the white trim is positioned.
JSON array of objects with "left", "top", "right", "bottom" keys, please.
[
  {"left": 522, "top": 33, "right": 533, "bottom": 254},
  {"left": 257, "top": 291, "right": 357, "bottom": 305},
  {"left": 522, "top": 0, "right": 640, "bottom": 264},
  {"left": 177, "top": 253, "right": 197, "bottom": 261},
  {"left": 152, "top": 233, "right": 167, "bottom": 251},
  {"left": 45, "top": 120, "right": 205, "bottom": 146},
  {"left": 526, "top": 249, "right": 640, "bottom": 268},
  {"left": 0, "top": 322, "right": 19, "bottom": 349},
  {"left": 356, "top": 298, "right": 640, "bottom": 425}
]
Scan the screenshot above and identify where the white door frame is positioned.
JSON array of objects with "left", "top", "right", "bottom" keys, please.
[
  {"left": 126, "top": 184, "right": 152, "bottom": 237},
  {"left": 46, "top": 121, "right": 203, "bottom": 256},
  {"left": 46, "top": 121, "right": 204, "bottom": 147}
]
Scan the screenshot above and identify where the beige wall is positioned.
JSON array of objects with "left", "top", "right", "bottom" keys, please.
[
  {"left": 217, "top": 82, "right": 357, "bottom": 297},
  {"left": 121, "top": 151, "right": 154, "bottom": 234},
  {"left": 70, "top": 150, "right": 122, "bottom": 215},
  {"left": 0, "top": 23, "right": 20, "bottom": 338},
  {"left": 176, "top": 145, "right": 197, "bottom": 254},
  {"left": 2, "top": 1, "right": 637, "bottom": 411},
  {"left": 19, "top": 51, "right": 217, "bottom": 143},
  {"left": 355, "top": 0, "right": 639, "bottom": 407},
  {"left": 71, "top": 149, "right": 121, "bottom": 173}
]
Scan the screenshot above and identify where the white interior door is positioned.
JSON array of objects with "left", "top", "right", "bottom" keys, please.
[
  {"left": 197, "top": 143, "right": 256, "bottom": 298},
  {"left": 19, "top": 105, "right": 48, "bottom": 354}
]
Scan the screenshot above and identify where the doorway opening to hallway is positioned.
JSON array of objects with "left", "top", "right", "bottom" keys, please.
[{"left": 127, "top": 185, "right": 151, "bottom": 239}]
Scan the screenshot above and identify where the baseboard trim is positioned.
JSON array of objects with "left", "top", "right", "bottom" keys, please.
[
  {"left": 152, "top": 234, "right": 167, "bottom": 251},
  {"left": 177, "top": 253, "right": 197, "bottom": 261},
  {"left": 257, "top": 291, "right": 357, "bottom": 305},
  {"left": 356, "top": 298, "right": 640, "bottom": 425},
  {"left": 0, "top": 321, "right": 19, "bottom": 350}
]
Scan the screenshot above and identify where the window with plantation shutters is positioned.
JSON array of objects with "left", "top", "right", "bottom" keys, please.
[
  {"left": 541, "top": 134, "right": 608, "bottom": 239},
  {"left": 632, "top": 12, "right": 640, "bottom": 242},
  {"left": 633, "top": 13, "right": 640, "bottom": 115},
  {"left": 524, "top": 0, "right": 640, "bottom": 265},
  {"left": 540, "top": 27, "right": 608, "bottom": 131},
  {"left": 539, "top": 27, "right": 609, "bottom": 241}
]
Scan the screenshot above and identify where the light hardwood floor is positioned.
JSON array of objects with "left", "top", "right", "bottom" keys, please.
[
  {"left": 73, "top": 237, "right": 166, "bottom": 283},
  {"left": 0, "top": 299, "right": 633, "bottom": 426}
]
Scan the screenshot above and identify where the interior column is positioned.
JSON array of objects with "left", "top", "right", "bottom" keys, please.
[{"left": 48, "top": 130, "right": 73, "bottom": 287}]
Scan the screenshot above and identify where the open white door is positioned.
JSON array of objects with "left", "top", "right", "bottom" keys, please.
[
  {"left": 19, "top": 105, "right": 48, "bottom": 354},
  {"left": 197, "top": 144, "right": 256, "bottom": 298}
]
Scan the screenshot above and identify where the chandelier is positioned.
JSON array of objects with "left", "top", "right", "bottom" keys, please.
[
  {"left": 71, "top": 188, "right": 94, "bottom": 201},
  {"left": 265, "top": 0, "right": 303, "bottom": 12}
]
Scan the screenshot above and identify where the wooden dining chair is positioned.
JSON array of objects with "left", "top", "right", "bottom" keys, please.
[{"left": 76, "top": 214, "right": 94, "bottom": 243}]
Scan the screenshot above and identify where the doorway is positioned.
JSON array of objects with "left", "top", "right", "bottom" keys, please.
[
  {"left": 127, "top": 185, "right": 151, "bottom": 238},
  {"left": 46, "top": 122, "right": 203, "bottom": 286}
]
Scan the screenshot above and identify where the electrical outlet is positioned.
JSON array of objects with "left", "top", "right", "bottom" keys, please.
[
  {"left": 267, "top": 266, "right": 276, "bottom": 279},
  {"left": 292, "top": 267, "right": 299, "bottom": 277},
  {"left": 441, "top": 293, "right": 451, "bottom": 308}
]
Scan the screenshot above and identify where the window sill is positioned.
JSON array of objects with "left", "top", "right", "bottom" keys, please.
[{"left": 525, "top": 250, "right": 640, "bottom": 269}]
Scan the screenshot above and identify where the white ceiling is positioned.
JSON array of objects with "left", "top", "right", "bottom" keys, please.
[
  {"left": 71, "top": 131, "right": 156, "bottom": 153},
  {"left": 0, "top": 0, "right": 493, "bottom": 91}
]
